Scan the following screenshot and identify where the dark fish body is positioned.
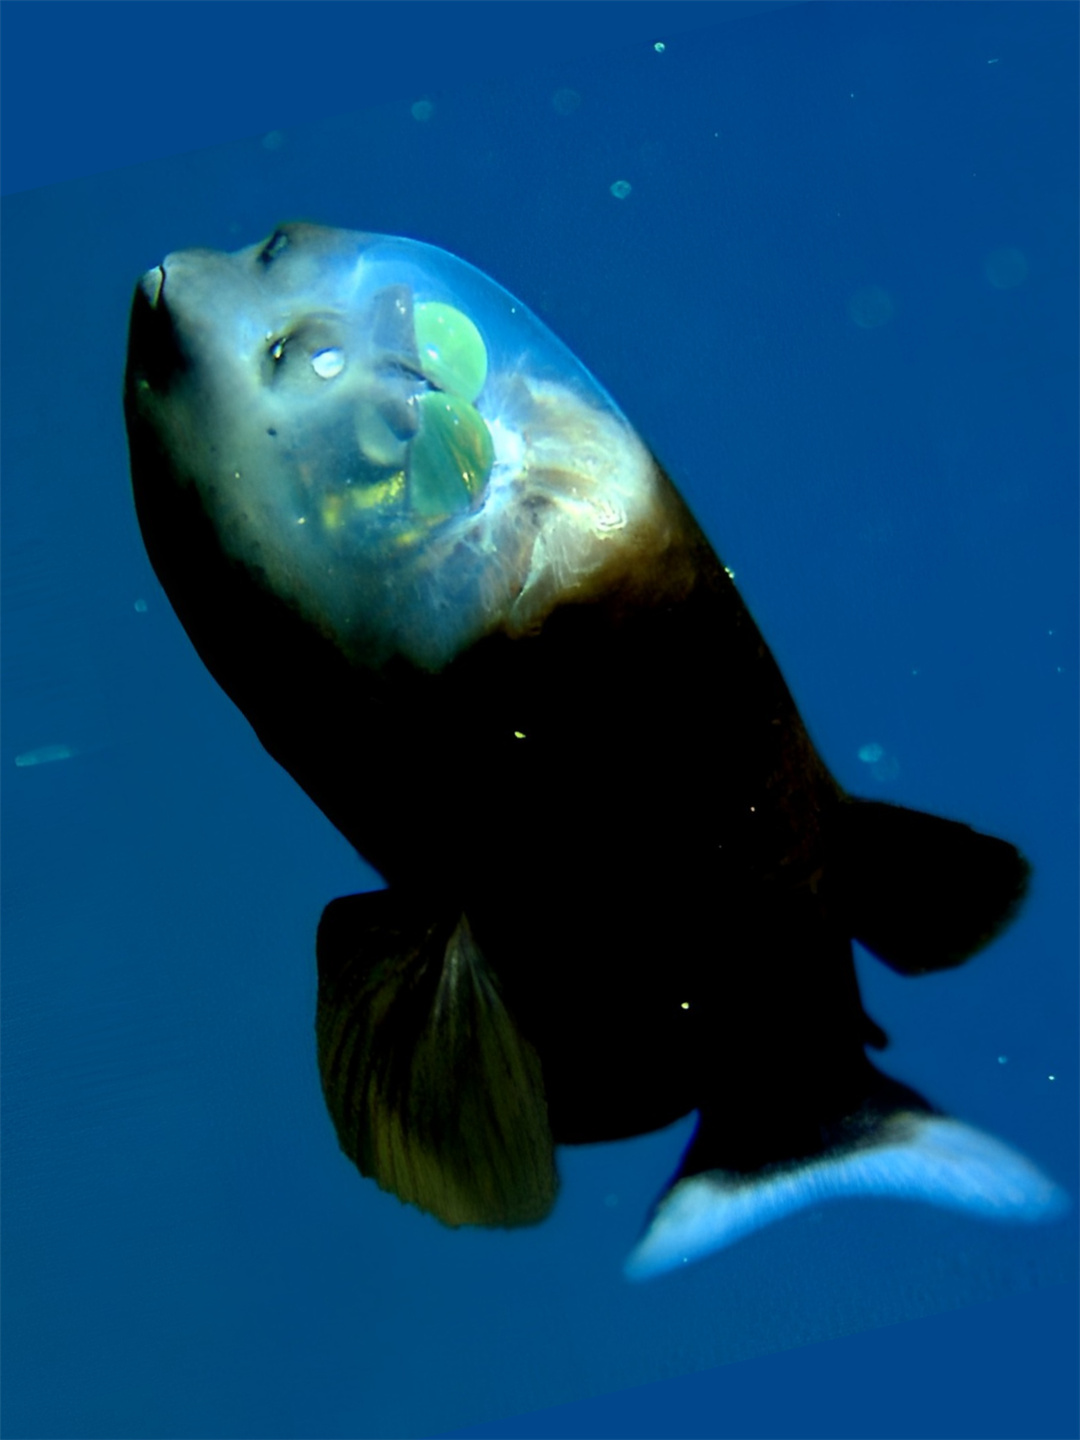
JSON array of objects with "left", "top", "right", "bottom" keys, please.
[{"left": 125, "top": 223, "right": 1065, "bottom": 1276}]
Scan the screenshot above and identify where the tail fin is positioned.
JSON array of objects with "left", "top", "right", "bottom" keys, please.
[
  {"left": 625, "top": 1099, "right": 1067, "bottom": 1282},
  {"left": 828, "top": 799, "right": 1031, "bottom": 975}
]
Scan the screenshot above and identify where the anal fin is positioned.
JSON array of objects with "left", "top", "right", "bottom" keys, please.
[{"left": 316, "top": 890, "right": 558, "bottom": 1228}]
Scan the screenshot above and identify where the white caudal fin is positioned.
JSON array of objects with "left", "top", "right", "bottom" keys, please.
[{"left": 624, "top": 1114, "right": 1069, "bottom": 1282}]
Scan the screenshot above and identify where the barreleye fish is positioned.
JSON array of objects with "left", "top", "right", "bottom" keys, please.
[{"left": 124, "top": 222, "right": 1066, "bottom": 1279}]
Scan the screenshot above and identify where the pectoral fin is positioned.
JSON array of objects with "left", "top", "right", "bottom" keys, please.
[{"left": 316, "top": 890, "right": 558, "bottom": 1228}]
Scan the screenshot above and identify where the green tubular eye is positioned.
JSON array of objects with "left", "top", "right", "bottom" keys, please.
[
  {"left": 409, "top": 392, "right": 495, "bottom": 518},
  {"left": 414, "top": 302, "right": 488, "bottom": 402}
]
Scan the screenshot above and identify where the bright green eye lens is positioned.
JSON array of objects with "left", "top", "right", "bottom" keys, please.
[
  {"left": 409, "top": 392, "right": 495, "bottom": 518},
  {"left": 414, "top": 302, "right": 488, "bottom": 402}
]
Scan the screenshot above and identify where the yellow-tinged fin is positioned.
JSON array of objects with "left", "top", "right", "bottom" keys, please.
[{"left": 315, "top": 891, "right": 557, "bottom": 1228}]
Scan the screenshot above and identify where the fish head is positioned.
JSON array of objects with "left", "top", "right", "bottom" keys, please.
[{"left": 126, "top": 222, "right": 676, "bottom": 674}]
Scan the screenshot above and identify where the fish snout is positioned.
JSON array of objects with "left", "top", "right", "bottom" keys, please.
[
  {"left": 128, "top": 249, "right": 229, "bottom": 389},
  {"left": 140, "top": 264, "right": 165, "bottom": 308},
  {"left": 127, "top": 263, "right": 189, "bottom": 396}
]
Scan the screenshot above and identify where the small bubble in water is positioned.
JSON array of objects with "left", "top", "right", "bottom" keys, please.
[
  {"left": 858, "top": 741, "right": 899, "bottom": 782},
  {"left": 998, "top": 1055, "right": 1009, "bottom": 1065},
  {"left": 654, "top": 41, "right": 666, "bottom": 53},
  {"left": 134, "top": 598, "right": 148, "bottom": 613},
  {"left": 610, "top": 180, "right": 632, "bottom": 200},
  {"left": 411, "top": 99, "right": 435, "bottom": 122},
  {"left": 871, "top": 754, "right": 900, "bottom": 782},
  {"left": 984, "top": 246, "right": 1028, "bottom": 289},
  {"left": 848, "top": 285, "right": 895, "bottom": 329}
]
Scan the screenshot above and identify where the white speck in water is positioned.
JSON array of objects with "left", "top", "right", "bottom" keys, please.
[
  {"left": 654, "top": 41, "right": 665, "bottom": 53},
  {"left": 858, "top": 742, "right": 885, "bottom": 764},
  {"left": 998, "top": 1055, "right": 1009, "bottom": 1065}
]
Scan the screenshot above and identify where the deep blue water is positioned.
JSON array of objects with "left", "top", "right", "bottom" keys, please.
[{"left": 2, "top": 5, "right": 1077, "bottom": 1438}]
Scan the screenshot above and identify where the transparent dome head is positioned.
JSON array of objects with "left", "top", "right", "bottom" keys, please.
[
  {"left": 129, "top": 224, "right": 664, "bottom": 670},
  {"left": 228, "top": 225, "right": 642, "bottom": 528}
]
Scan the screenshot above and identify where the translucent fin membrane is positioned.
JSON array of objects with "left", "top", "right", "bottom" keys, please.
[{"left": 625, "top": 1116, "right": 1069, "bottom": 1281}]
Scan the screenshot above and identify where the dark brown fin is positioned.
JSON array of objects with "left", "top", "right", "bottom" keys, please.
[
  {"left": 828, "top": 798, "right": 1031, "bottom": 975},
  {"left": 315, "top": 890, "right": 558, "bottom": 1228}
]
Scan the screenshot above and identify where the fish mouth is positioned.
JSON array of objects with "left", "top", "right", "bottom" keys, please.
[
  {"left": 140, "top": 264, "right": 165, "bottom": 308},
  {"left": 126, "top": 265, "right": 184, "bottom": 393}
]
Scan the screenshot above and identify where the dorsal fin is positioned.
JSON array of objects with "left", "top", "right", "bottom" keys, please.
[
  {"left": 316, "top": 891, "right": 558, "bottom": 1228},
  {"left": 828, "top": 798, "right": 1031, "bottom": 974}
]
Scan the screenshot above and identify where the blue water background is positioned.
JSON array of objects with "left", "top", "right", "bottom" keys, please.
[{"left": 2, "top": 4, "right": 1077, "bottom": 1437}]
